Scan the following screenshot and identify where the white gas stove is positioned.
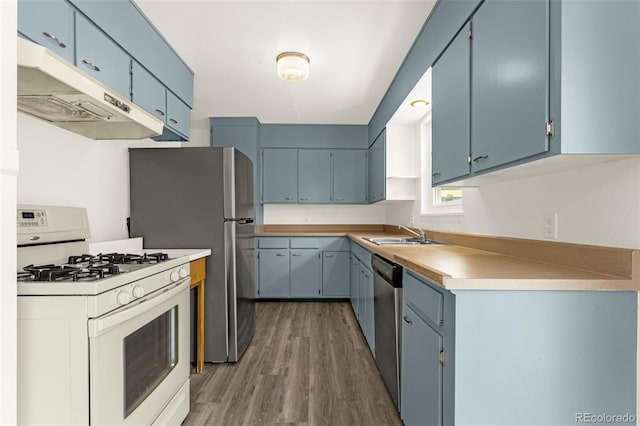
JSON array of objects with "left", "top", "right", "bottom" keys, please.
[{"left": 17, "top": 205, "right": 191, "bottom": 426}]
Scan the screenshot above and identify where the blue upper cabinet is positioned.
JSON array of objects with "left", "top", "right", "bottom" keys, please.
[
  {"left": 298, "top": 150, "right": 332, "bottom": 203},
  {"left": 470, "top": 0, "right": 549, "bottom": 173},
  {"left": 367, "top": 130, "right": 386, "bottom": 203},
  {"left": 131, "top": 61, "right": 166, "bottom": 122},
  {"left": 431, "top": 23, "right": 471, "bottom": 186},
  {"left": 18, "top": 0, "right": 195, "bottom": 141},
  {"left": 262, "top": 149, "right": 298, "bottom": 203},
  {"left": 75, "top": 14, "right": 131, "bottom": 99},
  {"left": 163, "top": 91, "right": 191, "bottom": 140},
  {"left": 333, "top": 149, "right": 367, "bottom": 204},
  {"left": 18, "top": 0, "right": 74, "bottom": 63},
  {"left": 69, "top": 0, "right": 194, "bottom": 108}
]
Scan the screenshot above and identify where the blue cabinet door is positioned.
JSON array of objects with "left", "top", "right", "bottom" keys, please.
[
  {"left": 357, "top": 265, "right": 375, "bottom": 353},
  {"left": 290, "top": 249, "right": 321, "bottom": 297},
  {"left": 401, "top": 304, "right": 443, "bottom": 426},
  {"left": 432, "top": 23, "right": 471, "bottom": 185},
  {"left": 298, "top": 149, "right": 332, "bottom": 203},
  {"left": 333, "top": 149, "right": 367, "bottom": 204},
  {"left": 18, "top": 0, "right": 74, "bottom": 63},
  {"left": 166, "top": 90, "right": 191, "bottom": 139},
  {"left": 368, "top": 130, "right": 386, "bottom": 203},
  {"left": 75, "top": 14, "right": 131, "bottom": 99},
  {"left": 471, "top": 0, "right": 549, "bottom": 172},
  {"left": 262, "top": 149, "right": 298, "bottom": 203},
  {"left": 258, "top": 249, "right": 289, "bottom": 298},
  {"left": 357, "top": 266, "right": 367, "bottom": 331},
  {"left": 321, "top": 251, "right": 350, "bottom": 297},
  {"left": 364, "top": 268, "right": 375, "bottom": 353},
  {"left": 131, "top": 61, "right": 166, "bottom": 122},
  {"left": 350, "top": 255, "right": 359, "bottom": 313}
]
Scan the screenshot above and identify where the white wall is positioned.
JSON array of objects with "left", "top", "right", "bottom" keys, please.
[
  {"left": 1, "top": 1, "right": 18, "bottom": 423},
  {"left": 17, "top": 114, "right": 209, "bottom": 243},
  {"left": 263, "top": 204, "right": 386, "bottom": 224},
  {"left": 386, "top": 151, "right": 640, "bottom": 250}
]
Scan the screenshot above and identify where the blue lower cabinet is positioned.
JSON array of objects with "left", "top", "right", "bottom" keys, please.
[
  {"left": 400, "top": 269, "right": 637, "bottom": 426},
  {"left": 401, "top": 304, "right": 443, "bottom": 426},
  {"left": 350, "top": 244, "right": 375, "bottom": 355},
  {"left": 290, "top": 249, "right": 321, "bottom": 297},
  {"left": 257, "top": 249, "right": 289, "bottom": 298},
  {"left": 357, "top": 265, "right": 375, "bottom": 353},
  {"left": 257, "top": 237, "right": 351, "bottom": 299},
  {"left": 350, "top": 255, "right": 359, "bottom": 313},
  {"left": 321, "top": 251, "right": 350, "bottom": 297}
]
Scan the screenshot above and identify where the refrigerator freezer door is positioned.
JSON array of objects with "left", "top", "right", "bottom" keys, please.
[{"left": 223, "top": 147, "right": 254, "bottom": 221}]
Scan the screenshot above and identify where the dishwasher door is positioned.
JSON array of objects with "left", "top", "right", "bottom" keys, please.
[{"left": 373, "top": 266, "right": 402, "bottom": 409}]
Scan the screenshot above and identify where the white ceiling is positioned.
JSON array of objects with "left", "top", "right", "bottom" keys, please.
[{"left": 135, "top": 0, "right": 437, "bottom": 126}]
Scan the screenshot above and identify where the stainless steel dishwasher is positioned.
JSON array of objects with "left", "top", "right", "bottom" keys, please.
[{"left": 372, "top": 254, "right": 403, "bottom": 410}]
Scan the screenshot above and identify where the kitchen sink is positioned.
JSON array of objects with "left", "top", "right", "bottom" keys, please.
[{"left": 362, "top": 236, "right": 445, "bottom": 246}]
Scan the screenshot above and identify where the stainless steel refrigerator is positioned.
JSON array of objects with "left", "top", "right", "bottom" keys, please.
[{"left": 129, "top": 147, "right": 256, "bottom": 362}]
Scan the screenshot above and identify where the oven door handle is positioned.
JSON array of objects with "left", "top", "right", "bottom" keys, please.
[{"left": 88, "top": 277, "right": 190, "bottom": 338}]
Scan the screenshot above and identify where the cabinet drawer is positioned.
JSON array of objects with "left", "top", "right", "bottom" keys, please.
[
  {"left": 351, "top": 242, "right": 373, "bottom": 270},
  {"left": 190, "top": 258, "right": 206, "bottom": 283},
  {"left": 258, "top": 238, "right": 289, "bottom": 249},
  {"left": 289, "top": 236, "right": 349, "bottom": 250},
  {"left": 403, "top": 271, "right": 443, "bottom": 326},
  {"left": 290, "top": 238, "right": 321, "bottom": 249}
]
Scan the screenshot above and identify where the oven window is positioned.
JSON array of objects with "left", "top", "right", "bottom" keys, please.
[{"left": 123, "top": 305, "right": 178, "bottom": 417}]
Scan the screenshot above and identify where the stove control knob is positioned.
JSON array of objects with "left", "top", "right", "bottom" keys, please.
[
  {"left": 179, "top": 268, "right": 189, "bottom": 279},
  {"left": 132, "top": 286, "right": 145, "bottom": 299},
  {"left": 116, "top": 291, "right": 131, "bottom": 305},
  {"left": 170, "top": 271, "right": 180, "bottom": 282}
]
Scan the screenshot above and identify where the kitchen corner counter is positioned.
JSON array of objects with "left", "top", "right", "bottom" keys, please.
[
  {"left": 347, "top": 231, "right": 639, "bottom": 291},
  {"left": 257, "top": 226, "right": 639, "bottom": 291}
]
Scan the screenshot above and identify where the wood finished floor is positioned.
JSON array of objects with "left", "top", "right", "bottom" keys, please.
[{"left": 183, "top": 301, "right": 402, "bottom": 426}]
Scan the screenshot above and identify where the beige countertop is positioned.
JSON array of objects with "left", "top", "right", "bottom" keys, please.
[
  {"left": 257, "top": 227, "right": 639, "bottom": 291},
  {"left": 145, "top": 248, "right": 211, "bottom": 262}
]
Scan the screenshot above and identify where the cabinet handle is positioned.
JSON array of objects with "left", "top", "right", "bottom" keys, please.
[
  {"left": 432, "top": 172, "right": 441, "bottom": 178},
  {"left": 403, "top": 315, "right": 413, "bottom": 324},
  {"left": 169, "top": 118, "right": 178, "bottom": 125},
  {"left": 324, "top": 254, "right": 334, "bottom": 258},
  {"left": 472, "top": 154, "right": 488, "bottom": 162},
  {"left": 276, "top": 253, "right": 286, "bottom": 257},
  {"left": 155, "top": 109, "right": 165, "bottom": 116},
  {"left": 42, "top": 32, "right": 66, "bottom": 48},
  {"left": 336, "top": 197, "right": 344, "bottom": 201},
  {"left": 284, "top": 197, "right": 293, "bottom": 201},
  {"left": 81, "top": 59, "right": 101, "bottom": 72},
  {"left": 291, "top": 254, "right": 301, "bottom": 257},
  {"left": 299, "top": 198, "right": 308, "bottom": 201}
]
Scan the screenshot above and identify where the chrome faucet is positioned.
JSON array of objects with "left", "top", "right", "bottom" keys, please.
[{"left": 398, "top": 225, "right": 426, "bottom": 242}]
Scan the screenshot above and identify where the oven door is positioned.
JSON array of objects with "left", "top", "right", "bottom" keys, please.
[{"left": 88, "top": 277, "right": 190, "bottom": 426}]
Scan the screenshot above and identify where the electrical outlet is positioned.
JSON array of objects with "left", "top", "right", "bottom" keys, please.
[
  {"left": 543, "top": 213, "right": 557, "bottom": 239},
  {"left": 410, "top": 214, "right": 415, "bottom": 226}
]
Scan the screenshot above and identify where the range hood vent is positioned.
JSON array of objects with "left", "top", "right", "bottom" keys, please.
[{"left": 17, "top": 38, "right": 164, "bottom": 140}]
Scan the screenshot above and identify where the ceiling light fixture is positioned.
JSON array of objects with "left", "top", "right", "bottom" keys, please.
[
  {"left": 410, "top": 99, "right": 430, "bottom": 108},
  {"left": 276, "top": 52, "right": 310, "bottom": 82}
]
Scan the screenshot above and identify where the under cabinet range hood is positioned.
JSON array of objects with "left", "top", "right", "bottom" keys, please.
[{"left": 17, "top": 38, "right": 164, "bottom": 140}]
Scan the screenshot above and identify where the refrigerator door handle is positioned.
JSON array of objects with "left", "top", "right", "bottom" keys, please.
[{"left": 224, "top": 218, "right": 254, "bottom": 224}]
